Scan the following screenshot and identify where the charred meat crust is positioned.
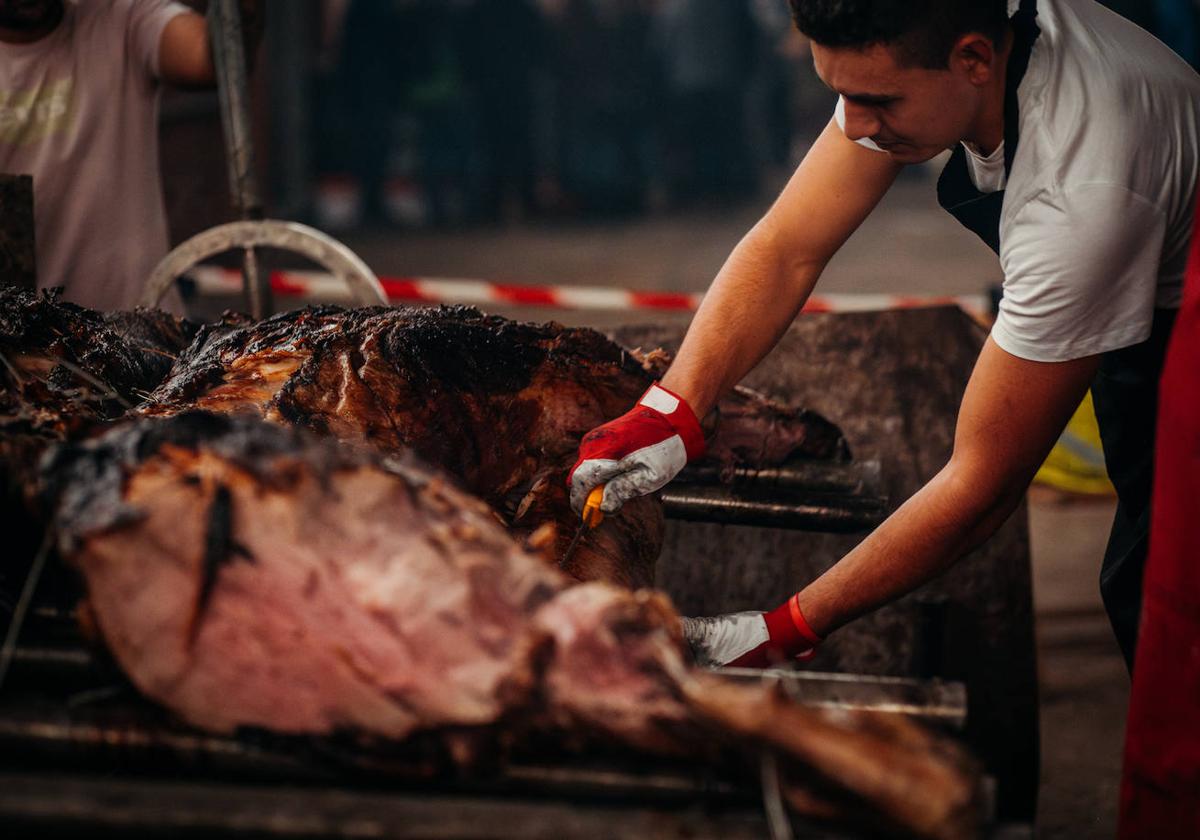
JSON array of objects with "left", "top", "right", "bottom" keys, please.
[
  {"left": 0, "top": 287, "right": 196, "bottom": 410},
  {"left": 150, "top": 305, "right": 650, "bottom": 409}
]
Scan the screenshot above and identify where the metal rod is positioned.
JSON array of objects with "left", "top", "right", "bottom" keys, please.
[
  {"left": 208, "top": 0, "right": 272, "bottom": 318},
  {"left": 715, "top": 668, "right": 968, "bottom": 731},
  {"left": 676, "top": 460, "right": 883, "bottom": 497},
  {"left": 0, "top": 706, "right": 338, "bottom": 783},
  {"left": 661, "top": 488, "right": 887, "bottom": 533},
  {"left": 0, "top": 773, "right": 776, "bottom": 840},
  {"left": 0, "top": 530, "right": 52, "bottom": 692},
  {"left": 242, "top": 245, "right": 268, "bottom": 321},
  {"left": 208, "top": 0, "right": 260, "bottom": 218},
  {"left": 500, "top": 763, "right": 745, "bottom": 801},
  {"left": 7, "top": 644, "right": 96, "bottom": 673},
  {"left": 30, "top": 605, "right": 77, "bottom": 625},
  {"left": 0, "top": 701, "right": 748, "bottom": 803},
  {"left": 760, "top": 750, "right": 795, "bottom": 840}
]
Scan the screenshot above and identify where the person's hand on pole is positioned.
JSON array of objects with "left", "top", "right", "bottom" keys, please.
[
  {"left": 681, "top": 595, "right": 823, "bottom": 668},
  {"left": 568, "top": 383, "right": 706, "bottom": 515}
]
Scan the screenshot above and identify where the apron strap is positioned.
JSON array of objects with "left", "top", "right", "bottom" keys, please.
[
  {"left": 935, "top": 0, "right": 1042, "bottom": 253},
  {"left": 1004, "top": 0, "right": 1041, "bottom": 175}
]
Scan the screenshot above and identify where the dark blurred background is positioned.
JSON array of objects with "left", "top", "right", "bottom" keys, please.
[
  {"left": 164, "top": 0, "right": 840, "bottom": 240},
  {"left": 162, "top": 0, "right": 1200, "bottom": 243}
]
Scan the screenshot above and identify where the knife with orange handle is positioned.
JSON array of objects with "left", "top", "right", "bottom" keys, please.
[{"left": 560, "top": 485, "right": 605, "bottom": 567}]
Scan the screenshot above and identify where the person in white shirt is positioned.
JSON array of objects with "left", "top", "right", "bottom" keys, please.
[
  {"left": 568, "top": 0, "right": 1200, "bottom": 670},
  {"left": 0, "top": 0, "right": 262, "bottom": 313}
]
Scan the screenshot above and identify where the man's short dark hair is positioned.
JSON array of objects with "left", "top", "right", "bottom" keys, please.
[{"left": 789, "top": 0, "right": 1010, "bottom": 69}]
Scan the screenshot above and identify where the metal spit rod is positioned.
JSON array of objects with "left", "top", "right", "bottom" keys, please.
[
  {"left": 715, "top": 667, "right": 968, "bottom": 730},
  {"left": 661, "top": 487, "right": 887, "bottom": 533},
  {"left": 5, "top": 641, "right": 965, "bottom": 732},
  {"left": 664, "top": 460, "right": 888, "bottom": 533},
  {"left": 675, "top": 460, "right": 883, "bottom": 496}
]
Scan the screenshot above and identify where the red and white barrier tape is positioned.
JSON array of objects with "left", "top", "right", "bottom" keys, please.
[{"left": 188, "top": 266, "right": 990, "bottom": 317}]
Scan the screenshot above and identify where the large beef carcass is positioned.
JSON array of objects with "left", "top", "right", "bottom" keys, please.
[
  {"left": 43, "top": 412, "right": 980, "bottom": 840},
  {"left": 139, "top": 305, "right": 846, "bottom": 587}
]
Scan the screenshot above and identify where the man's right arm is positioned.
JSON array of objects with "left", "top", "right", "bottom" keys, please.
[
  {"left": 568, "top": 118, "right": 900, "bottom": 513},
  {"left": 661, "top": 117, "right": 902, "bottom": 417}
]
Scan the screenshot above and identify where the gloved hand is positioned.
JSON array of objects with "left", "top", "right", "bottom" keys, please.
[
  {"left": 681, "top": 595, "right": 823, "bottom": 668},
  {"left": 568, "top": 383, "right": 706, "bottom": 515}
]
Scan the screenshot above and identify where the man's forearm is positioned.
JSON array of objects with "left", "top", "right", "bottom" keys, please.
[
  {"left": 661, "top": 225, "right": 822, "bottom": 417},
  {"left": 793, "top": 339, "right": 1101, "bottom": 639},
  {"left": 795, "top": 457, "right": 1026, "bottom": 637}
]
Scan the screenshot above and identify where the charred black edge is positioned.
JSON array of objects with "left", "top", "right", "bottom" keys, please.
[
  {"left": 40, "top": 412, "right": 356, "bottom": 554},
  {"left": 37, "top": 411, "right": 497, "bottom": 559},
  {"left": 188, "top": 483, "right": 256, "bottom": 649}
]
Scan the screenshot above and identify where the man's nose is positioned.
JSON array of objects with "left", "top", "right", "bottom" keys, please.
[{"left": 841, "top": 101, "right": 881, "bottom": 142}]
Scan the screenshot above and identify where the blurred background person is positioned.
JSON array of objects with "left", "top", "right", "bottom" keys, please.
[{"left": 0, "top": 0, "right": 261, "bottom": 312}]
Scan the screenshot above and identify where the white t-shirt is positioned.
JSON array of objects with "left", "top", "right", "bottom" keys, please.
[
  {"left": 0, "top": 0, "right": 190, "bottom": 313},
  {"left": 835, "top": 0, "right": 1200, "bottom": 362}
]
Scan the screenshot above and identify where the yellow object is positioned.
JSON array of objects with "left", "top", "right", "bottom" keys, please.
[
  {"left": 582, "top": 485, "right": 605, "bottom": 529},
  {"left": 560, "top": 485, "right": 607, "bottom": 568},
  {"left": 1034, "top": 390, "right": 1115, "bottom": 496}
]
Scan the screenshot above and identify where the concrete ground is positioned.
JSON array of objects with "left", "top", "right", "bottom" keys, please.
[
  {"left": 1028, "top": 488, "right": 1127, "bottom": 839},
  {"left": 331, "top": 169, "right": 1128, "bottom": 838}
]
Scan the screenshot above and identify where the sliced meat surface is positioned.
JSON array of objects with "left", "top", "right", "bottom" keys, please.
[{"left": 45, "top": 411, "right": 563, "bottom": 737}]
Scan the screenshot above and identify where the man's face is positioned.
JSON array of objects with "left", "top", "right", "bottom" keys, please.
[
  {"left": 0, "top": 0, "right": 61, "bottom": 30},
  {"left": 812, "top": 41, "right": 986, "bottom": 164}
]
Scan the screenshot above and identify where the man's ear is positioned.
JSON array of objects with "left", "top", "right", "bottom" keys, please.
[{"left": 950, "top": 33, "right": 999, "bottom": 86}]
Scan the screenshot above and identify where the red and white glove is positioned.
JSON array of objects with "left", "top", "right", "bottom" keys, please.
[
  {"left": 681, "top": 594, "right": 823, "bottom": 668},
  {"left": 569, "top": 383, "right": 706, "bottom": 514}
]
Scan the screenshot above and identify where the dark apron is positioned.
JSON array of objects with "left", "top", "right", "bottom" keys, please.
[{"left": 936, "top": 0, "right": 1171, "bottom": 669}]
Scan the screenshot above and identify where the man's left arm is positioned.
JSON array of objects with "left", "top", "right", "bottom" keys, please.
[
  {"left": 157, "top": 0, "right": 264, "bottom": 88},
  {"left": 687, "top": 338, "right": 1099, "bottom": 667},
  {"left": 794, "top": 339, "right": 1099, "bottom": 636}
]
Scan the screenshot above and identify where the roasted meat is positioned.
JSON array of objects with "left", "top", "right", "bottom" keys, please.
[
  {"left": 45, "top": 411, "right": 558, "bottom": 738},
  {"left": 0, "top": 288, "right": 197, "bottom": 603},
  {"left": 0, "top": 287, "right": 196, "bottom": 480},
  {"left": 140, "top": 305, "right": 845, "bottom": 587},
  {"left": 44, "top": 412, "right": 980, "bottom": 840}
]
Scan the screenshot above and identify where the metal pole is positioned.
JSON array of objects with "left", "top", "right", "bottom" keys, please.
[{"left": 208, "top": 0, "right": 271, "bottom": 319}]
